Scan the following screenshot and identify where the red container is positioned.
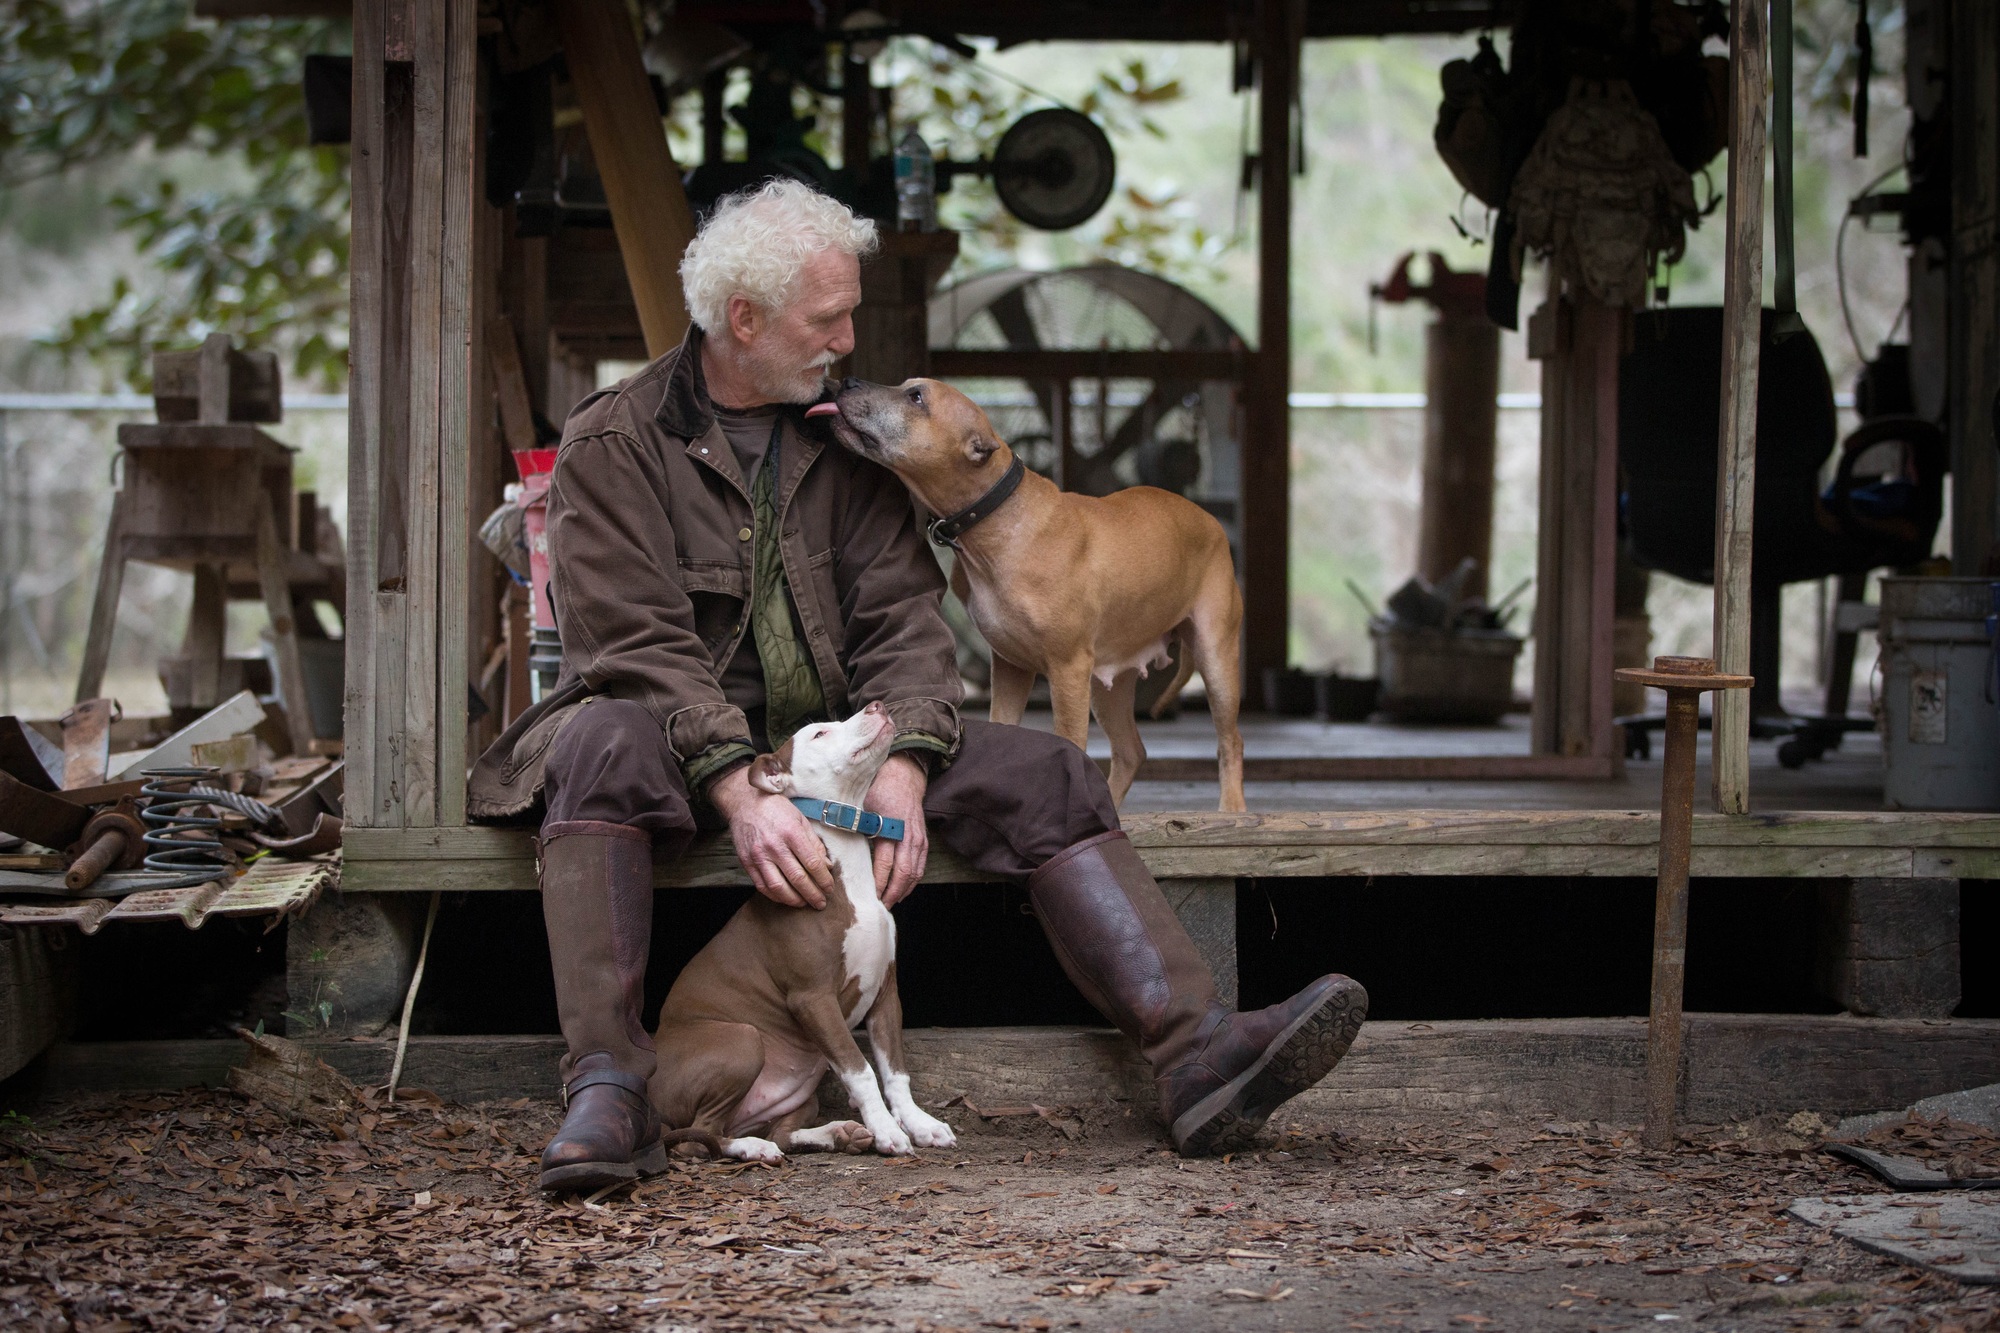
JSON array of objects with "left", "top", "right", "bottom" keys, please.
[{"left": 513, "top": 449, "right": 558, "bottom": 632}]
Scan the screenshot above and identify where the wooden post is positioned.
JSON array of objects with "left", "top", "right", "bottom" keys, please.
[
  {"left": 342, "top": 0, "right": 384, "bottom": 820},
  {"left": 1416, "top": 294, "right": 1501, "bottom": 599},
  {"left": 345, "top": 0, "right": 479, "bottom": 828},
  {"left": 1528, "top": 293, "right": 1619, "bottom": 760},
  {"left": 1243, "top": 0, "right": 1300, "bottom": 681},
  {"left": 1711, "top": 0, "right": 1768, "bottom": 814},
  {"left": 435, "top": 0, "right": 477, "bottom": 826},
  {"left": 850, "top": 230, "right": 958, "bottom": 384},
  {"left": 1949, "top": 0, "right": 2000, "bottom": 574},
  {"left": 554, "top": 0, "right": 696, "bottom": 359}
]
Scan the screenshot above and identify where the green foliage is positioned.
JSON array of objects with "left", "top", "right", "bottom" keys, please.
[{"left": 0, "top": 0, "right": 349, "bottom": 389}]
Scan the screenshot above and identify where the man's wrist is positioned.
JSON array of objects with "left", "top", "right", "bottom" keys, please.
[{"left": 707, "top": 764, "right": 760, "bottom": 819}]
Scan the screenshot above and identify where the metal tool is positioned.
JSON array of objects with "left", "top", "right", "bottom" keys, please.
[
  {"left": 1613, "top": 655, "right": 1754, "bottom": 1150},
  {"left": 64, "top": 802, "right": 147, "bottom": 892}
]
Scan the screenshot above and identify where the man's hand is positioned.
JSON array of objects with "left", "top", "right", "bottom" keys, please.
[
  {"left": 866, "top": 753, "right": 930, "bottom": 908},
  {"left": 709, "top": 765, "right": 836, "bottom": 909}
]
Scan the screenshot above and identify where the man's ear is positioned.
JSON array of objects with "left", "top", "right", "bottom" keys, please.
[
  {"left": 962, "top": 432, "right": 999, "bottom": 464},
  {"left": 747, "top": 753, "right": 793, "bottom": 796},
  {"left": 726, "top": 293, "right": 761, "bottom": 346}
]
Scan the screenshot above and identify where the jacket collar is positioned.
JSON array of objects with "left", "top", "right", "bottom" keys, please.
[
  {"left": 655, "top": 322, "right": 839, "bottom": 453},
  {"left": 654, "top": 323, "right": 715, "bottom": 439}
]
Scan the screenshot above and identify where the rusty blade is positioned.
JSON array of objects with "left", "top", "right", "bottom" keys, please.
[
  {"left": 59, "top": 699, "right": 117, "bottom": 789},
  {"left": 0, "top": 717, "right": 63, "bottom": 791},
  {"left": 252, "top": 812, "right": 343, "bottom": 858},
  {"left": 0, "top": 768, "right": 89, "bottom": 849}
]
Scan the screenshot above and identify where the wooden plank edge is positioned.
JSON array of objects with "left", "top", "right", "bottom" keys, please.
[
  {"left": 1111, "top": 755, "right": 1617, "bottom": 781},
  {"left": 14, "top": 1017, "right": 1997, "bottom": 1125}
]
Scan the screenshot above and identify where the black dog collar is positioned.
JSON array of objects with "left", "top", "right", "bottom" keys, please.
[{"left": 926, "top": 457, "right": 1026, "bottom": 549}]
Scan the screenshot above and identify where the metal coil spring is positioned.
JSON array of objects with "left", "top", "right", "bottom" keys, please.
[
  {"left": 188, "top": 784, "right": 281, "bottom": 830},
  {"left": 139, "top": 767, "right": 232, "bottom": 889}
]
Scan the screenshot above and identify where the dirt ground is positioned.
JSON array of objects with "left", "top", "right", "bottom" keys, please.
[{"left": 4, "top": 1084, "right": 1997, "bottom": 1333}]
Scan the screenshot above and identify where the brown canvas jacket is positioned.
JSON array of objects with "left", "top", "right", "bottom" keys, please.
[{"left": 466, "top": 327, "right": 962, "bottom": 822}]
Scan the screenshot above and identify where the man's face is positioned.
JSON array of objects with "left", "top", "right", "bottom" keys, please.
[{"left": 731, "top": 248, "right": 861, "bottom": 404}]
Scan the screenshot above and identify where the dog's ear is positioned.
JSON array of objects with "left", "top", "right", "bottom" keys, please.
[
  {"left": 747, "top": 753, "right": 793, "bottom": 796},
  {"left": 962, "top": 431, "right": 999, "bottom": 464}
]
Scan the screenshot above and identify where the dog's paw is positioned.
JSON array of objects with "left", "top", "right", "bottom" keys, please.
[
  {"left": 787, "top": 1120, "right": 875, "bottom": 1155},
  {"left": 897, "top": 1109, "right": 956, "bottom": 1149},
  {"left": 829, "top": 1122, "right": 876, "bottom": 1154},
  {"left": 720, "top": 1136, "right": 784, "bottom": 1164},
  {"left": 865, "top": 1117, "right": 914, "bottom": 1157}
]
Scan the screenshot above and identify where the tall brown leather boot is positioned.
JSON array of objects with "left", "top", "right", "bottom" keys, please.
[
  {"left": 538, "top": 821, "right": 667, "bottom": 1194},
  {"left": 1028, "top": 830, "right": 1367, "bottom": 1156}
]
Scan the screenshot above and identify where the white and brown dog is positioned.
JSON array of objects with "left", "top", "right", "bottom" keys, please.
[
  {"left": 648, "top": 702, "right": 956, "bottom": 1161},
  {"left": 812, "top": 379, "right": 1247, "bottom": 812}
]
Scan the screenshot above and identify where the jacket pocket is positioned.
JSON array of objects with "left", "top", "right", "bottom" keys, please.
[
  {"left": 805, "top": 547, "right": 840, "bottom": 618},
  {"left": 678, "top": 557, "right": 747, "bottom": 662}
]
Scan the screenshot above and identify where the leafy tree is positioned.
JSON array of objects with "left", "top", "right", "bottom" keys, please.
[{"left": 0, "top": 0, "right": 349, "bottom": 389}]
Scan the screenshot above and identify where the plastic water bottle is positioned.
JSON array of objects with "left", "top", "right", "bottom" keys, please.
[{"left": 894, "top": 128, "right": 935, "bottom": 233}]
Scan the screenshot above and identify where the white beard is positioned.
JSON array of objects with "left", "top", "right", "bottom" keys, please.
[{"left": 745, "top": 344, "right": 836, "bottom": 405}]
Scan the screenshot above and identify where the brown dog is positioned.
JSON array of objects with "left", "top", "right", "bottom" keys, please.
[
  {"left": 648, "top": 703, "right": 957, "bottom": 1161},
  {"left": 812, "top": 378, "right": 1246, "bottom": 812}
]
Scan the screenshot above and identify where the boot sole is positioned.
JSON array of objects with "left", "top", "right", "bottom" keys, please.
[
  {"left": 539, "top": 1139, "right": 670, "bottom": 1195},
  {"left": 1170, "top": 976, "right": 1369, "bottom": 1158}
]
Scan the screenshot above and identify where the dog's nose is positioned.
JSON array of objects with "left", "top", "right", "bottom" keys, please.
[
  {"left": 861, "top": 700, "right": 885, "bottom": 715},
  {"left": 840, "top": 377, "right": 865, "bottom": 392}
]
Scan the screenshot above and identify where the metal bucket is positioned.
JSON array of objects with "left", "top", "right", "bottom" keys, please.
[{"left": 1878, "top": 577, "right": 2000, "bottom": 811}]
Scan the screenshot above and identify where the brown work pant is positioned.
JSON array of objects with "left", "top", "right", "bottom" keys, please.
[{"left": 542, "top": 700, "right": 1120, "bottom": 878}]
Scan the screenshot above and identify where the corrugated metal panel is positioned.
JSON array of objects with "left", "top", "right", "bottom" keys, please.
[{"left": 0, "top": 856, "right": 330, "bottom": 935}]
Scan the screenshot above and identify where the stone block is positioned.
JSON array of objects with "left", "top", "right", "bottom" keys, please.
[{"left": 285, "top": 891, "right": 425, "bottom": 1038}]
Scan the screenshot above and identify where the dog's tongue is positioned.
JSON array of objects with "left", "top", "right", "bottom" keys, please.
[{"left": 804, "top": 401, "right": 840, "bottom": 418}]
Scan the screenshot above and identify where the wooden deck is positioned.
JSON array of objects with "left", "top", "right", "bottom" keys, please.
[
  {"left": 338, "top": 810, "right": 2000, "bottom": 890},
  {"left": 1086, "top": 712, "right": 1887, "bottom": 812},
  {"left": 340, "top": 713, "right": 2000, "bottom": 890}
]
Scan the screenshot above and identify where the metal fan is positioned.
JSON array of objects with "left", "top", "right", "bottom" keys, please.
[
  {"left": 936, "top": 108, "right": 1119, "bottom": 232},
  {"left": 991, "top": 109, "right": 1118, "bottom": 231}
]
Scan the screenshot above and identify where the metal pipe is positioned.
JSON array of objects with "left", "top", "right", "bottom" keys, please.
[
  {"left": 64, "top": 827, "right": 128, "bottom": 892},
  {"left": 1645, "top": 684, "right": 1701, "bottom": 1146}
]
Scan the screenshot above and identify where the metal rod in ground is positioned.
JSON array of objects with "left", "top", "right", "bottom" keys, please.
[
  {"left": 1614, "top": 655, "right": 1753, "bottom": 1152},
  {"left": 1645, "top": 687, "right": 1702, "bottom": 1148}
]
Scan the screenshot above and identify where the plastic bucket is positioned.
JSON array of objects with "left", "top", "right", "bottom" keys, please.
[{"left": 1878, "top": 576, "right": 2000, "bottom": 811}]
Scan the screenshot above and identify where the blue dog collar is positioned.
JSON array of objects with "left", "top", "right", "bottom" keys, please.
[{"left": 790, "top": 798, "right": 905, "bottom": 842}]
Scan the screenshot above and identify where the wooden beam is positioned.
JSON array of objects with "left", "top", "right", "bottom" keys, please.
[
  {"left": 1, "top": 926, "right": 78, "bottom": 1084},
  {"left": 554, "top": 0, "right": 696, "bottom": 359},
  {"left": 399, "top": 0, "right": 448, "bottom": 827},
  {"left": 343, "top": 0, "right": 387, "bottom": 825},
  {"left": 1950, "top": 0, "right": 2000, "bottom": 574},
  {"left": 1113, "top": 754, "right": 1611, "bottom": 781},
  {"left": 338, "top": 809, "right": 2000, "bottom": 892},
  {"left": 434, "top": 0, "right": 478, "bottom": 826},
  {"left": 1243, "top": 0, "right": 1301, "bottom": 681},
  {"left": 27, "top": 1016, "right": 1999, "bottom": 1124},
  {"left": 1527, "top": 296, "right": 1621, "bottom": 759},
  {"left": 1711, "top": 0, "right": 1768, "bottom": 814}
]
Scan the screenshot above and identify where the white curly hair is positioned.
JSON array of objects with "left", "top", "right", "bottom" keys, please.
[{"left": 680, "top": 179, "right": 879, "bottom": 333}]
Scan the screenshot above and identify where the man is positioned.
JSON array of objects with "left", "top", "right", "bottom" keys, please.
[{"left": 469, "top": 180, "right": 1368, "bottom": 1194}]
